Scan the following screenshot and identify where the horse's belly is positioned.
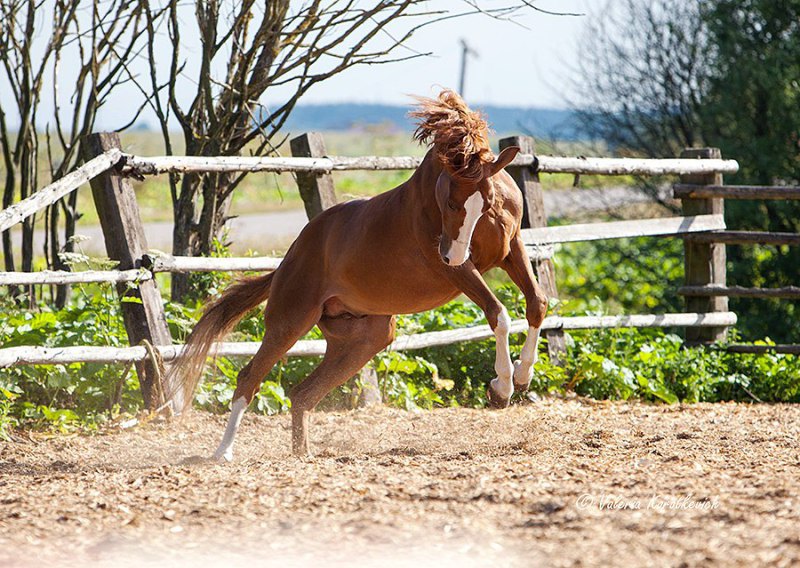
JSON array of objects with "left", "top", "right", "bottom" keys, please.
[{"left": 330, "top": 265, "right": 460, "bottom": 316}]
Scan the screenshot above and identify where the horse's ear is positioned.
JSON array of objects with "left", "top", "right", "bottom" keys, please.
[{"left": 488, "top": 146, "right": 520, "bottom": 176}]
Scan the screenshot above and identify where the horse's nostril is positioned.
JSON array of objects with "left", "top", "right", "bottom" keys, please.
[{"left": 442, "top": 254, "right": 450, "bottom": 264}]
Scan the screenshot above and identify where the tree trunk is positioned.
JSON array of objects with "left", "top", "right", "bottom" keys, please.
[
  {"left": 170, "top": 172, "right": 234, "bottom": 302},
  {"left": 171, "top": 174, "right": 200, "bottom": 301},
  {"left": 56, "top": 192, "right": 80, "bottom": 307},
  {"left": 2, "top": 177, "right": 20, "bottom": 298}
]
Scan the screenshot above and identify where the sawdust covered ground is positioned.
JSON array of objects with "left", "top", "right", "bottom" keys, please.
[{"left": 1, "top": 398, "right": 799, "bottom": 567}]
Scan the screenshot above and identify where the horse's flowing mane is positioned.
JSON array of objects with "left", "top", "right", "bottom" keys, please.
[{"left": 410, "top": 89, "right": 494, "bottom": 181}]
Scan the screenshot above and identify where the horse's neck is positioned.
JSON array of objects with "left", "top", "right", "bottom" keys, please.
[
  {"left": 405, "top": 149, "right": 441, "bottom": 208},
  {"left": 368, "top": 149, "right": 439, "bottom": 246}
]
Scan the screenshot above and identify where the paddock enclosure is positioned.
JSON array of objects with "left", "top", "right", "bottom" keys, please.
[
  {"left": 3, "top": 133, "right": 800, "bottom": 565},
  {"left": 2, "top": 400, "right": 800, "bottom": 567},
  {"left": 3, "top": 132, "right": 775, "bottom": 409}
]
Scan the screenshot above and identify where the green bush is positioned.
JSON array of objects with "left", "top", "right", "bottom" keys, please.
[
  {"left": 554, "top": 236, "right": 684, "bottom": 315},
  {"left": 1, "top": 263, "right": 798, "bottom": 436}
]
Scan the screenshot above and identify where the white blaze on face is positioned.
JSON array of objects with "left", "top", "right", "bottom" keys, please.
[{"left": 445, "top": 191, "right": 485, "bottom": 266}]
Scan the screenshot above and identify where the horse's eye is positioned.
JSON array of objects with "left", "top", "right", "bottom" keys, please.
[{"left": 447, "top": 199, "right": 459, "bottom": 211}]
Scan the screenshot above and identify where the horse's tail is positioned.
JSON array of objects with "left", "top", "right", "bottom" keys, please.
[{"left": 166, "top": 272, "right": 275, "bottom": 415}]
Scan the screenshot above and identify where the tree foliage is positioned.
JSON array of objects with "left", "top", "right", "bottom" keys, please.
[
  {"left": 701, "top": 0, "right": 800, "bottom": 185},
  {"left": 572, "top": 0, "right": 711, "bottom": 158},
  {"left": 0, "top": 0, "right": 149, "bottom": 306},
  {"left": 572, "top": 0, "right": 800, "bottom": 341},
  {"left": 700, "top": 0, "right": 800, "bottom": 342}
]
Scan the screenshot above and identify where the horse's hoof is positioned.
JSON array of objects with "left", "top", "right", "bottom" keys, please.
[
  {"left": 486, "top": 387, "right": 511, "bottom": 409},
  {"left": 211, "top": 451, "right": 233, "bottom": 463},
  {"left": 514, "top": 381, "right": 531, "bottom": 394},
  {"left": 512, "top": 360, "right": 533, "bottom": 393}
]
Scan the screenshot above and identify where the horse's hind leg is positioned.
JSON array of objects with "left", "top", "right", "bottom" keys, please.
[
  {"left": 213, "top": 304, "right": 321, "bottom": 462},
  {"left": 291, "top": 314, "right": 396, "bottom": 456}
]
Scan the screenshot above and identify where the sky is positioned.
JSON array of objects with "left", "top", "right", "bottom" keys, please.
[
  {"left": 278, "top": 0, "right": 606, "bottom": 109},
  {"left": 132, "top": 0, "right": 611, "bottom": 130},
  {"left": 2, "top": 0, "right": 611, "bottom": 129}
]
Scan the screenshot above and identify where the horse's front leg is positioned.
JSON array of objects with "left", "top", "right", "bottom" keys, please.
[
  {"left": 444, "top": 261, "right": 515, "bottom": 408},
  {"left": 501, "top": 235, "right": 548, "bottom": 392}
]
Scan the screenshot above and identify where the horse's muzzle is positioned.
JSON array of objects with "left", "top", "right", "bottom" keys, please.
[{"left": 439, "top": 236, "right": 468, "bottom": 267}]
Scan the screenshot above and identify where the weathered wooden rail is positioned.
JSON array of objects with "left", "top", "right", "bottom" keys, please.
[
  {"left": 121, "top": 153, "right": 739, "bottom": 177},
  {"left": 679, "top": 285, "right": 800, "bottom": 299},
  {"left": 673, "top": 184, "right": 800, "bottom": 200},
  {"left": 1, "top": 132, "right": 759, "bottom": 410},
  {"left": 0, "top": 150, "right": 123, "bottom": 233},
  {"left": 0, "top": 312, "right": 738, "bottom": 367}
]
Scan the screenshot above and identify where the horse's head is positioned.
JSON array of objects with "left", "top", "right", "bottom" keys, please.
[{"left": 435, "top": 145, "right": 519, "bottom": 266}]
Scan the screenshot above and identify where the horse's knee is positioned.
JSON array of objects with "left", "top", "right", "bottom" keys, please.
[
  {"left": 528, "top": 292, "right": 548, "bottom": 328},
  {"left": 486, "top": 302, "right": 510, "bottom": 332}
]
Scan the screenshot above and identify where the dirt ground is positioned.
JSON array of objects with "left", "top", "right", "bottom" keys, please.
[{"left": 1, "top": 398, "right": 799, "bottom": 567}]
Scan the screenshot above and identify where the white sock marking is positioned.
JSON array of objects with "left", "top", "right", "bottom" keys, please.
[
  {"left": 489, "top": 307, "right": 514, "bottom": 400},
  {"left": 514, "top": 326, "right": 541, "bottom": 389},
  {"left": 213, "top": 396, "right": 247, "bottom": 462},
  {"left": 446, "top": 191, "right": 484, "bottom": 266}
]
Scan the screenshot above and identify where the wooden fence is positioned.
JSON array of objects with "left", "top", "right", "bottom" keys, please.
[
  {"left": 1, "top": 131, "right": 750, "bottom": 409},
  {"left": 674, "top": 180, "right": 800, "bottom": 355}
]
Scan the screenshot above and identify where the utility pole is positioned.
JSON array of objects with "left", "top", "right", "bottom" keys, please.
[{"left": 458, "top": 39, "right": 478, "bottom": 97}]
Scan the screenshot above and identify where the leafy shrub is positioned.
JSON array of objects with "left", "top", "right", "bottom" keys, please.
[
  {"left": 0, "top": 289, "right": 137, "bottom": 431},
  {"left": 555, "top": 236, "right": 684, "bottom": 315},
  {"left": 1, "top": 265, "right": 799, "bottom": 434}
]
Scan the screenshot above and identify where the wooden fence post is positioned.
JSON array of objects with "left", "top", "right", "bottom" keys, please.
[
  {"left": 83, "top": 133, "right": 174, "bottom": 410},
  {"left": 500, "top": 136, "right": 567, "bottom": 364},
  {"left": 290, "top": 132, "right": 338, "bottom": 218},
  {"left": 290, "top": 132, "right": 381, "bottom": 406},
  {"left": 680, "top": 147, "right": 728, "bottom": 343}
]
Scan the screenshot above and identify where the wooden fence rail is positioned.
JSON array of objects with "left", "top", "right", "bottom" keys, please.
[
  {"left": 0, "top": 269, "right": 151, "bottom": 286},
  {"left": 674, "top": 184, "right": 800, "bottom": 200},
  {"left": 0, "top": 311, "right": 738, "bottom": 368},
  {"left": 685, "top": 231, "right": 800, "bottom": 246},
  {"left": 120, "top": 153, "right": 739, "bottom": 177},
  {"left": 521, "top": 214, "right": 724, "bottom": 245},
  {"left": 142, "top": 254, "right": 283, "bottom": 273},
  {"left": 727, "top": 344, "right": 800, "bottom": 355},
  {"left": 0, "top": 149, "right": 121, "bottom": 232},
  {"left": 679, "top": 285, "right": 800, "bottom": 299}
]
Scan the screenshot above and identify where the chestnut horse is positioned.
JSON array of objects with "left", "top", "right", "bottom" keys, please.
[{"left": 167, "top": 90, "right": 548, "bottom": 460}]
